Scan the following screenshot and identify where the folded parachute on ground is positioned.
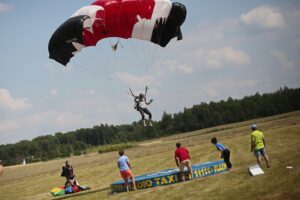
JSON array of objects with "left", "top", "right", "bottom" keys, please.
[
  {"left": 48, "top": 0, "right": 187, "bottom": 66},
  {"left": 51, "top": 187, "right": 65, "bottom": 196}
]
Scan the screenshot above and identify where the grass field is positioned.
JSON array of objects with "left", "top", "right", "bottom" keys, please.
[{"left": 0, "top": 111, "right": 299, "bottom": 200}]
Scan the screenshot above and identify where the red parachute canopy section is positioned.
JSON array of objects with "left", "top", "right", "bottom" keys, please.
[{"left": 48, "top": 0, "right": 187, "bottom": 66}]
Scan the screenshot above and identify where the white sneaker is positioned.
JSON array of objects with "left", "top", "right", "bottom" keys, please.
[
  {"left": 143, "top": 121, "right": 147, "bottom": 127},
  {"left": 149, "top": 121, "right": 153, "bottom": 126}
]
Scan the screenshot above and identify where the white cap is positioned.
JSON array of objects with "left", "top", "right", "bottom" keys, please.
[{"left": 250, "top": 124, "right": 257, "bottom": 130}]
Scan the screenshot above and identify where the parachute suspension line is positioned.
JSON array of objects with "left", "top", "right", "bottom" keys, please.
[
  {"left": 144, "top": 16, "right": 169, "bottom": 86},
  {"left": 70, "top": 55, "right": 100, "bottom": 77},
  {"left": 78, "top": 49, "right": 113, "bottom": 81},
  {"left": 87, "top": 45, "right": 113, "bottom": 79},
  {"left": 70, "top": 59, "right": 109, "bottom": 80},
  {"left": 145, "top": 17, "right": 167, "bottom": 86},
  {"left": 96, "top": 42, "right": 118, "bottom": 71}
]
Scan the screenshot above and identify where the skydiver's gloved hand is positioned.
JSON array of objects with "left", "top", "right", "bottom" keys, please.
[{"left": 150, "top": 99, "right": 153, "bottom": 103}]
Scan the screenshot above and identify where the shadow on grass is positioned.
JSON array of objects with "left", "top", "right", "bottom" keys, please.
[{"left": 52, "top": 187, "right": 110, "bottom": 200}]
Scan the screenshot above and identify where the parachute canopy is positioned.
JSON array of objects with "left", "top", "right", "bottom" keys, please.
[{"left": 48, "top": 0, "right": 187, "bottom": 66}]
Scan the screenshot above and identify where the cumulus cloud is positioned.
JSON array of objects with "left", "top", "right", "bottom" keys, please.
[
  {"left": 154, "top": 60, "right": 194, "bottom": 77},
  {"left": 199, "top": 78, "right": 257, "bottom": 101},
  {"left": 160, "top": 59, "right": 194, "bottom": 75},
  {"left": 85, "top": 89, "right": 96, "bottom": 95},
  {"left": 190, "top": 46, "right": 250, "bottom": 68},
  {"left": 50, "top": 88, "right": 58, "bottom": 96},
  {"left": 271, "top": 51, "right": 295, "bottom": 70},
  {"left": 241, "top": 5, "right": 285, "bottom": 29},
  {"left": 207, "top": 46, "right": 250, "bottom": 67},
  {"left": 0, "top": 2, "right": 12, "bottom": 13},
  {"left": 0, "top": 120, "right": 19, "bottom": 132},
  {"left": 113, "top": 71, "right": 159, "bottom": 87},
  {"left": 25, "top": 111, "right": 86, "bottom": 127},
  {"left": 0, "top": 89, "right": 31, "bottom": 111}
]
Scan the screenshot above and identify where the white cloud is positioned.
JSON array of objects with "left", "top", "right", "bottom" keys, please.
[
  {"left": 113, "top": 71, "right": 159, "bottom": 87},
  {"left": 190, "top": 46, "right": 250, "bottom": 68},
  {"left": 207, "top": 46, "right": 250, "bottom": 67},
  {"left": 50, "top": 88, "right": 58, "bottom": 96},
  {"left": 0, "top": 120, "right": 19, "bottom": 132},
  {"left": 199, "top": 78, "right": 258, "bottom": 101},
  {"left": 160, "top": 59, "right": 194, "bottom": 75},
  {"left": 25, "top": 111, "right": 86, "bottom": 127},
  {"left": 0, "top": 89, "right": 31, "bottom": 111},
  {"left": 85, "top": 89, "right": 96, "bottom": 95},
  {"left": 55, "top": 112, "right": 85, "bottom": 126},
  {"left": 0, "top": 2, "right": 12, "bottom": 13},
  {"left": 241, "top": 5, "right": 285, "bottom": 29},
  {"left": 271, "top": 51, "right": 295, "bottom": 70},
  {"left": 153, "top": 60, "right": 194, "bottom": 77}
]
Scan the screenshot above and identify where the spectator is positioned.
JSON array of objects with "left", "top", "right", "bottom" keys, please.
[
  {"left": 117, "top": 150, "right": 137, "bottom": 192},
  {"left": 211, "top": 137, "right": 233, "bottom": 171},
  {"left": 175, "top": 142, "right": 193, "bottom": 182},
  {"left": 61, "top": 160, "right": 80, "bottom": 186},
  {"left": 250, "top": 124, "right": 270, "bottom": 168}
]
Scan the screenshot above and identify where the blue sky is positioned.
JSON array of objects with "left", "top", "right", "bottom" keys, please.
[{"left": 0, "top": 0, "right": 299, "bottom": 144}]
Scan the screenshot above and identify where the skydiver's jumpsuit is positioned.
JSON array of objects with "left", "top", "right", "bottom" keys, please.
[{"left": 134, "top": 96, "right": 152, "bottom": 121}]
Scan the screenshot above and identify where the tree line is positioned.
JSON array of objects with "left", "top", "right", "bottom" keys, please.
[{"left": 1, "top": 87, "right": 299, "bottom": 166}]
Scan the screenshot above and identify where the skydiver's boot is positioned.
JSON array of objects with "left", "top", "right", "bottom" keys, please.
[
  {"left": 149, "top": 121, "right": 153, "bottom": 126},
  {"left": 143, "top": 120, "right": 147, "bottom": 127}
]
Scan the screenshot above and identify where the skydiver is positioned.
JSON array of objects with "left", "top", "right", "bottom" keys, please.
[
  {"left": 130, "top": 90, "right": 152, "bottom": 127},
  {"left": 134, "top": 93, "right": 153, "bottom": 127}
]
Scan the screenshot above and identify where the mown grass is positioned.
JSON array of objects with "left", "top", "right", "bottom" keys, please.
[
  {"left": 0, "top": 111, "right": 299, "bottom": 200},
  {"left": 97, "top": 143, "right": 136, "bottom": 154}
]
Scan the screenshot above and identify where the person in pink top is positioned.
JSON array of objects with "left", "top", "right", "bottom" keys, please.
[{"left": 175, "top": 142, "right": 193, "bottom": 182}]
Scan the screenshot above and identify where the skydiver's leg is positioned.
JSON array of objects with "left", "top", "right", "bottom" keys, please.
[
  {"left": 138, "top": 108, "right": 146, "bottom": 126},
  {"left": 143, "top": 108, "right": 152, "bottom": 120},
  {"left": 143, "top": 108, "right": 153, "bottom": 126}
]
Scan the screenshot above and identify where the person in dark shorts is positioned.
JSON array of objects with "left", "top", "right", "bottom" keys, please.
[
  {"left": 211, "top": 137, "right": 233, "bottom": 171},
  {"left": 61, "top": 160, "right": 79, "bottom": 186}
]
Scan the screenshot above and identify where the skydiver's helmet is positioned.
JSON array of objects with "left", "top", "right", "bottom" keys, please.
[{"left": 139, "top": 93, "right": 144, "bottom": 98}]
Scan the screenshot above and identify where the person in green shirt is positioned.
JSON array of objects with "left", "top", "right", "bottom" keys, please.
[{"left": 250, "top": 124, "right": 270, "bottom": 168}]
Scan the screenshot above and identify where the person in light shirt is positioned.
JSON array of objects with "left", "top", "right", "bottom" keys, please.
[
  {"left": 117, "top": 150, "right": 137, "bottom": 192},
  {"left": 211, "top": 137, "right": 233, "bottom": 171}
]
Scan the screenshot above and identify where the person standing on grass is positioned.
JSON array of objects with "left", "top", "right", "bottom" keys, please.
[
  {"left": 250, "top": 124, "right": 270, "bottom": 168},
  {"left": 175, "top": 142, "right": 193, "bottom": 182},
  {"left": 117, "top": 150, "right": 137, "bottom": 192},
  {"left": 61, "top": 160, "right": 80, "bottom": 186},
  {"left": 211, "top": 137, "right": 233, "bottom": 171},
  {"left": 0, "top": 160, "right": 3, "bottom": 177}
]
